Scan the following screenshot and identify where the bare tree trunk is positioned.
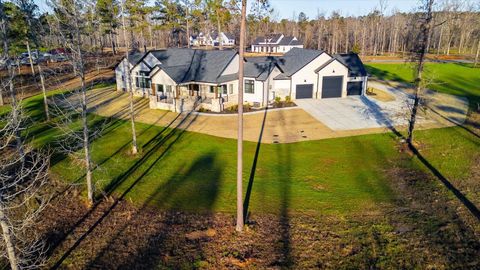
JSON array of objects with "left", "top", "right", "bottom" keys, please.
[
  {"left": 70, "top": 7, "right": 94, "bottom": 205},
  {"left": 474, "top": 39, "right": 480, "bottom": 68},
  {"left": 37, "top": 64, "right": 50, "bottom": 121},
  {"left": 186, "top": 7, "right": 190, "bottom": 48},
  {"left": 407, "top": 0, "right": 434, "bottom": 145},
  {"left": 80, "top": 74, "right": 93, "bottom": 204},
  {"left": 236, "top": 0, "right": 246, "bottom": 232},
  {"left": 216, "top": 8, "right": 223, "bottom": 50},
  {"left": 111, "top": 31, "right": 117, "bottom": 54},
  {"left": 26, "top": 40, "right": 36, "bottom": 76},
  {"left": 0, "top": 207, "right": 19, "bottom": 270},
  {"left": 121, "top": 0, "right": 138, "bottom": 155}
]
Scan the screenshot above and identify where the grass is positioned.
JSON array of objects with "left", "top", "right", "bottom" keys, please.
[
  {"left": 23, "top": 113, "right": 478, "bottom": 218},
  {"left": 365, "top": 63, "right": 480, "bottom": 108},
  {"left": 3, "top": 83, "right": 479, "bottom": 217},
  {"left": 4, "top": 84, "right": 480, "bottom": 268}
]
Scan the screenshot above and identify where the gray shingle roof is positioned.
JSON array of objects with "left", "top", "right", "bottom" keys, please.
[
  {"left": 216, "top": 61, "right": 278, "bottom": 83},
  {"left": 149, "top": 48, "right": 237, "bottom": 84},
  {"left": 128, "top": 52, "right": 146, "bottom": 65},
  {"left": 334, "top": 53, "right": 367, "bottom": 77},
  {"left": 277, "top": 36, "right": 303, "bottom": 46},
  {"left": 223, "top": 33, "right": 235, "bottom": 40},
  {"left": 245, "top": 48, "right": 323, "bottom": 78},
  {"left": 252, "top": 33, "right": 283, "bottom": 45}
]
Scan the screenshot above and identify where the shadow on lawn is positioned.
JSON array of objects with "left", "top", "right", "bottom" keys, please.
[
  {"left": 49, "top": 110, "right": 199, "bottom": 269},
  {"left": 361, "top": 92, "right": 480, "bottom": 222},
  {"left": 275, "top": 142, "right": 293, "bottom": 267},
  {"left": 349, "top": 134, "right": 480, "bottom": 267},
  {"left": 243, "top": 107, "right": 268, "bottom": 221},
  {"left": 87, "top": 152, "right": 222, "bottom": 269}
]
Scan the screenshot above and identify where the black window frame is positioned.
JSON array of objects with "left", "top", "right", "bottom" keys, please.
[{"left": 245, "top": 79, "right": 255, "bottom": 94}]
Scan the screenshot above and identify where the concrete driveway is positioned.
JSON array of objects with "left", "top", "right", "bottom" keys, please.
[{"left": 295, "top": 82, "right": 469, "bottom": 131}]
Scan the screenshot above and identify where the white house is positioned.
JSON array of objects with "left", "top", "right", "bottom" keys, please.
[
  {"left": 114, "top": 47, "right": 368, "bottom": 113},
  {"left": 251, "top": 34, "right": 304, "bottom": 53},
  {"left": 190, "top": 32, "right": 235, "bottom": 47}
]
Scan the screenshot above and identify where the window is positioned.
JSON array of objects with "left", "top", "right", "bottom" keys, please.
[
  {"left": 245, "top": 79, "right": 254, "bottom": 94},
  {"left": 209, "top": 86, "right": 215, "bottom": 93},
  {"left": 166, "top": 85, "right": 172, "bottom": 93},
  {"left": 155, "top": 84, "right": 165, "bottom": 96},
  {"left": 229, "top": 84, "right": 234, "bottom": 94},
  {"left": 222, "top": 85, "right": 227, "bottom": 95}
]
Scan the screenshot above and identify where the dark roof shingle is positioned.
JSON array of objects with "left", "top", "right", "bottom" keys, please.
[
  {"left": 149, "top": 48, "right": 237, "bottom": 84},
  {"left": 333, "top": 53, "right": 367, "bottom": 77}
]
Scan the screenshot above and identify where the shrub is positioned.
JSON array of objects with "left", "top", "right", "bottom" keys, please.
[
  {"left": 274, "top": 96, "right": 281, "bottom": 104},
  {"left": 285, "top": 96, "right": 292, "bottom": 104}
]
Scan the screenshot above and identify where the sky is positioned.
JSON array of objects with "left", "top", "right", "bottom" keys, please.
[{"left": 36, "top": 0, "right": 423, "bottom": 18}]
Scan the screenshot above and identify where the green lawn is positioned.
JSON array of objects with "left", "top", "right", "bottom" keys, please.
[
  {"left": 365, "top": 63, "right": 480, "bottom": 108},
  {"left": 3, "top": 85, "right": 479, "bottom": 217}
]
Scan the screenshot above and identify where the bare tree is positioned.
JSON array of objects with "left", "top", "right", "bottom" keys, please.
[
  {"left": 0, "top": 81, "right": 50, "bottom": 270},
  {"left": 407, "top": 0, "right": 434, "bottom": 145},
  {"left": 121, "top": 0, "right": 138, "bottom": 155},
  {"left": 48, "top": 0, "right": 95, "bottom": 204},
  {"left": 236, "top": 0, "right": 246, "bottom": 232}
]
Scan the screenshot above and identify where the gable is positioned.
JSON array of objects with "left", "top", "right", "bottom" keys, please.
[
  {"left": 220, "top": 55, "right": 239, "bottom": 76},
  {"left": 144, "top": 52, "right": 162, "bottom": 67},
  {"left": 314, "top": 58, "right": 349, "bottom": 75}
]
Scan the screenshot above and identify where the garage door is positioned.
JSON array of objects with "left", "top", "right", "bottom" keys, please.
[
  {"left": 321, "top": 76, "right": 343, "bottom": 98},
  {"left": 347, "top": 81, "right": 363, "bottom": 96},
  {"left": 295, "top": 84, "right": 313, "bottom": 99}
]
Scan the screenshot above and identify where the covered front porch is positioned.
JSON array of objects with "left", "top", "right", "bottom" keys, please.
[{"left": 148, "top": 82, "right": 237, "bottom": 112}]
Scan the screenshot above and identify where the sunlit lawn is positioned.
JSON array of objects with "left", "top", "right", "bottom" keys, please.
[
  {"left": 365, "top": 63, "right": 480, "bottom": 108},
  {"left": 3, "top": 84, "right": 479, "bottom": 216}
]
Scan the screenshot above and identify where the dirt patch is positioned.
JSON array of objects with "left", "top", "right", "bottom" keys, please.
[
  {"left": 366, "top": 87, "right": 396, "bottom": 102},
  {"left": 38, "top": 172, "right": 480, "bottom": 269}
]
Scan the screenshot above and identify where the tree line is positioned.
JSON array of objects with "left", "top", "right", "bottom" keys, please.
[{"left": 1, "top": 0, "right": 478, "bottom": 57}]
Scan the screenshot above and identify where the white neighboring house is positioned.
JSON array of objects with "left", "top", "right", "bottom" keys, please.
[
  {"left": 190, "top": 32, "right": 235, "bottom": 47},
  {"left": 251, "top": 34, "right": 304, "bottom": 53},
  {"left": 114, "top": 47, "right": 368, "bottom": 113},
  {"left": 212, "top": 32, "right": 235, "bottom": 46}
]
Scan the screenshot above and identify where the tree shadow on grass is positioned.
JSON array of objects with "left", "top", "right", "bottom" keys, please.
[
  {"left": 347, "top": 132, "right": 480, "bottom": 267},
  {"left": 365, "top": 65, "right": 411, "bottom": 85},
  {"left": 358, "top": 92, "right": 478, "bottom": 215},
  {"left": 48, "top": 111, "right": 199, "bottom": 269},
  {"left": 243, "top": 107, "right": 268, "bottom": 222},
  {"left": 274, "top": 142, "right": 293, "bottom": 267},
  {"left": 86, "top": 152, "right": 222, "bottom": 269}
]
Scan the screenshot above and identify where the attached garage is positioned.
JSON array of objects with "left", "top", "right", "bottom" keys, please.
[
  {"left": 347, "top": 81, "right": 363, "bottom": 96},
  {"left": 321, "top": 76, "right": 343, "bottom": 98},
  {"left": 295, "top": 84, "right": 313, "bottom": 99}
]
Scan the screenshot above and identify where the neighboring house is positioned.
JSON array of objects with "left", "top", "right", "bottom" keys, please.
[
  {"left": 114, "top": 47, "right": 367, "bottom": 112},
  {"left": 190, "top": 32, "right": 214, "bottom": 46},
  {"left": 190, "top": 32, "right": 235, "bottom": 47},
  {"left": 251, "top": 34, "right": 304, "bottom": 53},
  {"left": 212, "top": 32, "right": 235, "bottom": 46}
]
